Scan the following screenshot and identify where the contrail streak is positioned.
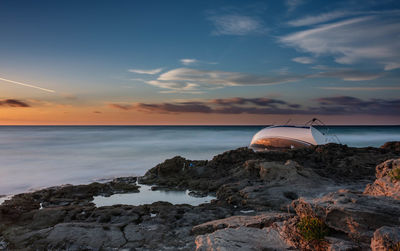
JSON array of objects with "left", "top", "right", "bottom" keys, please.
[{"left": 0, "top": 77, "right": 55, "bottom": 93}]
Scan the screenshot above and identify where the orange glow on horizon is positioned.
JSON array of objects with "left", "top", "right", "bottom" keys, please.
[{"left": 1, "top": 106, "right": 400, "bottom": 125}]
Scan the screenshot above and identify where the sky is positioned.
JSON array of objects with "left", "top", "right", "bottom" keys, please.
[{"left": 0, "top": 0, "right": 399, "bottom": 125}]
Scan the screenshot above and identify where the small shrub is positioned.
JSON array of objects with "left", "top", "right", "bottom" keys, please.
[
  {"left": 389, "top": 168, "right": 400, "bottom": 182},
  {"left": 389, "top": 242, "right": 400, "bottom": 251},
  {"left": 297, "top": 216, "right": 329, "bottom": 242}
]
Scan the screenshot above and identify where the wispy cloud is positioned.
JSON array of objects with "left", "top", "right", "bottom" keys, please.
[
  {"left": 108, "top": 103, "right": 134, "bottom": 110},
  {"left": 147, "top": 68, "right": 304, "bottom": 92},
  {"left": 320, "top": 86, "right": 400, "bottom": 91},
  {"left": 180, "top": 59, "right": 198, "bottom": 65},
  {"left": 0, "top": 76, "right": 55, "bottom": 93},
  {"left": 286, "top": 0, "right": 306, "bottom": 12},
  {"left": 288, "top": 11, "right": 350, "bottom": 26},
  {"left": 292, "top": 57, "right": 314, "bottom": 64},
  {"left": 314, "top": 69, "right": 382, "bottom": 81},
  {"left": 280, "top": 12, "right": 400, "bottom": 70},
  {"left": 143, "top": 67, "right": 382, "bottom": 93},
  {"left": 109, "top": 96, "right": 400, "bottom": 116},
  {"left": 312, "top": 96, "right": 400, "bottom": 115},
  {"left": 179, "top": 58, "right": 217, "bottom": 66},
  {"left": 128, "top": 68, "right": 163, "bottom": 75},
  {"left": 288, "top": 10, "right": 400, "bottom": 27},
  {"left": 0, "top": 99, "right": 30, "bottom": 107},
  {"left": 208, "top": 14, "right": 267, "bottom": 35},
  {"left": 110, "top": 97, "right": 302, "bottom": 114}
]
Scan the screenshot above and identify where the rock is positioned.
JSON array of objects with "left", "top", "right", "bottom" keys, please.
[
  {"left": 46, "top": 223, "right": 126, "bottom": 249},
  {"left": 375, "top": 158, "right": 400, "bottom": 179},
  {"left": 325, "top": 237, "right": 364, "bottom": 251},
  {"left": 364, "top": 159, "right": 400, "bottom": 200},
  {"left": 292, "top": 190, "right": 400, "bottom": 243},
  {"left": 0, "top": 194, "right": 40, "bottom": 222},
  {"left": 235, "top": 160, "right": 336, "bottom": 209},
  {"left": 380, "top": 141, "right": 400, "bottom": 152},
  {"left": 1, "top": 143, "right": 400, "bottom": 250},
  {"left": 191, "top": 212, "right": 292, "bottom": 235},
  {"left": 195, "top": 226, "right": 293, "bottom": 251},
  {"left": 371, "top": 226, "right": 400, "bottom": 251}
]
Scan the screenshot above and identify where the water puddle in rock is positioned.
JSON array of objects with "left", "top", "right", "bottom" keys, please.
[{"left": 93, "top": 183, "right": 215, "bottom": 207}]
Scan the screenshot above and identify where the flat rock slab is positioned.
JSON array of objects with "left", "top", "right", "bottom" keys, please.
[
  {"left": 192, "top": 212, "right": 292, "bottom": 235},
  {"left": 195, "top": 226, "right": 293, "bottom": 251},
  {"left": 293, "top": 190, "right": 400, "bottom": 243},
  {"left": 46, "top": 223, "right": 126, "bottom": 249}
]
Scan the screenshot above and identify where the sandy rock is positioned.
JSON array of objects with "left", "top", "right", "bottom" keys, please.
[
  {"left": 370, "top": 226, "right": 400, "bottom": 251},
  {"left": 364, "top": 159, "right": 400, "bottom": 200},
  {"left": 195, "top": 226, "right": 293, "bottom": 251},
  {"left": 381, "top": 141, "right": 400, "bottom": 152},
  {"left": 191, "top": 212, "right": 292, "bottom": 235},
  {"left": 293, "top": 190, "right": 400, "bottom": 243}
]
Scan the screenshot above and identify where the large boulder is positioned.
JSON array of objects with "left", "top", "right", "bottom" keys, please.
[
  {"left": 371, "top": 226, "right": 400, "bottom": 251},
  {"left": 364, "top": 159, "right": 400, "bottom": 200},
  {"left": 380, "top": 141, "right": 400, "bottom": 152},
  {"left": 292, "top": 190, "right": 400, "bottom": 243},
  {"left": 223, "top": 160, "right": 336, "bottom": 209}
]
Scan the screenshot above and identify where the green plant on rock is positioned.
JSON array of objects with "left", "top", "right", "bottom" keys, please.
[
  {"left": 389, "top": 242, "right": 400, "bottom": 251},
  {"left": 297, "top": 216, "right": 329, "bottom": 242},
  {"left": 389, "top": 168, "right": 400, "bottom": 182}
]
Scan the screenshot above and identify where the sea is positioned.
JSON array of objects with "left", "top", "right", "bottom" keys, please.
[{"left": 1, "top": 125, "right": 400, "bottom": 196}]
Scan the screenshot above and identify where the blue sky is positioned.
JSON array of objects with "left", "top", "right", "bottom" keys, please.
[{"left": 0, "top": 0, "right": 399, "bottom": 124}]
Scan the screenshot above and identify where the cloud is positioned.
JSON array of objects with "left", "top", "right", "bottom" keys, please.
[
  {"left": 109, "top": 96, "right": 400, "bottom": 116},
  {"left": 128, "top": 68, "right": 163, "bottom": 75},
  {"left": 286, "top": 0, "right": 306, "bottom": 12},
  {"left": 292, "top": 57, "right": 314, "bottom": 64},
  {"left": 148, "top": 68, "right": 305, "bottom": 92},
  {"left": 143, "top": 67, "right": 381, "bottom": 92},
  {"left": 280, "top": 12, "right": 400, "bottom": 70},
  {"left": 136, "top": 102, "right": 213, "bottom": 114},
  {"left": 314, "top": 69, "right": 382, "bottom": 81},
  {"left": 0, "top": 76, "right": 55, "bottom": 93},
  {"left": 0, "top": 99, "right": 30, "bottom": 107},
  {"left": 179, "top": 58, "right": 218, "bottom": 66},
  {"left": 320, "top": 86, "right": 400, "bottom": 91},
  {"left": 210, "top": 97, "right": 288, "bottom": 107},
  {"left": 108, "top": 103, "right": 134, "bottom": 110},
  {"left": 313, "top": 96, "right": 400, "bottom": 115},
  {"left": 208, "top": 14, "right": 267, "bottom": 35},
  {"left": 109, "top": 97, "right": 302, "bottom": 114},
  {"left": 180, "top": 59, "right": 198, "bottom": 65},
  {"left": 288, "top": 11, "right": 350, "bottom": 26}
]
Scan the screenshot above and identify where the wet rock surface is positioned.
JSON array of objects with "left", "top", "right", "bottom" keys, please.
[{"left": 0, "top": 143, "right": 399, "bottom": 250}]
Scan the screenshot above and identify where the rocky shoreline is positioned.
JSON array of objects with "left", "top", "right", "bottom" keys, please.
[{"left": 0, "top": 142, "right": 400, "bottom": 250}]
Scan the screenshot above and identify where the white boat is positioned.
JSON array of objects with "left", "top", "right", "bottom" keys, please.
[{"left": 250, "top": 121, "right": 338, "bottom": 151}]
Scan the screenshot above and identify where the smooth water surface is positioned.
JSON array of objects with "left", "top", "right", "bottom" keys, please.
[
  {"left": 0, "top": 125, "right": 399, "bottom": 195},
  {"left": 93, "top": 183, "right": 215, "bottom": 207}
]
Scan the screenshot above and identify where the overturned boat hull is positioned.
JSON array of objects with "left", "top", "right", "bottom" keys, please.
[{"left": 250, "top": 125, "right": 326, "bottom": 151}]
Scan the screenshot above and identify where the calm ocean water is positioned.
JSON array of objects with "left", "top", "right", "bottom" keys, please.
[{"left": 0, "top": 125, "right": 399, "bottom": 195}]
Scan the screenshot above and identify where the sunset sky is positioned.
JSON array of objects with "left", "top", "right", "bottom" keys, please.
[{"left": 0, "top": 0, "right": 399, "bottom": 125}]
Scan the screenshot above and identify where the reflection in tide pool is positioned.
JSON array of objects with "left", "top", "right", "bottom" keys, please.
[{"left": 93, "top": 183, "right": 215, "bottom": 207}]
